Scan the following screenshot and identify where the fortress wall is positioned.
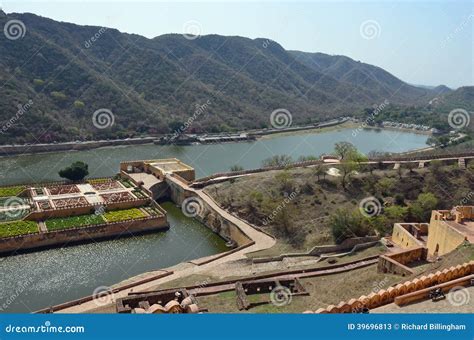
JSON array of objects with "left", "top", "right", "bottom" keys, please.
[
  {"left": 426, "top": 217, "right": 466, "bottom": 256},
  {"left": 0, "top": 215, "right": 168, "bottom": 255},
  {"left": 391, "top": 223, "right": 425, "bottom": 249},
  {"left": 165, "top": 177, "right": 253, "bottom": 247},
  {"left": 192, "top": 194, "right": 253, "bottom": 247},
  {"left": 312, "top": 260, "right": 474, "bottom": 314},
  {"left": 377, "top": 247, "right": 427, "bottom": 276},
  {"left": 377, "top": 255, "right": 414, "bottom": 276}
]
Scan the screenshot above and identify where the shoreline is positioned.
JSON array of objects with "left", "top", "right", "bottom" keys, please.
[{"left": 0, "top": 120, "right": 432, "bottom": 158}]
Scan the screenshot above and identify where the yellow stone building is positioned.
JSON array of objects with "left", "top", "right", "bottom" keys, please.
[{"left": 389, "top": 206, "right": 474, "bottom": 256}]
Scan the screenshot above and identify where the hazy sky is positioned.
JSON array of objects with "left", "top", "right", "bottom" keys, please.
[{"left": 2, "top": 0, "right": 473, "bottom": 88}]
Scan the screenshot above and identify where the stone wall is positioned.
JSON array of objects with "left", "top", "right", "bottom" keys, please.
[
  {"left": 191, "top": 152, "right": 474, "bottom": 188},
  {"left": 164, "top": 178, "right": 253, "bottom": 247},
  {"left": 201, "top": 209, "right": 252, "bottom": 247},
  {"left": 391, "top": 223, "right": 427, "bottom": 249},
  {"left": 25, "top": 198, "right": 151, "bottom": 221},
  {"left": 310, "top": 261, "right": 474, "bottom": 313},
  {"left": 378, "top": 247, "right": 427, "bottom": 276},
  {"left": 0, "top": 215, "right": 168, "bottom": 255},
  {"left": 426, "top": 212, "right": 467, "bottom": 256},
  {"left": 252, "top": 237, "right": 380, "bottom": 263}
]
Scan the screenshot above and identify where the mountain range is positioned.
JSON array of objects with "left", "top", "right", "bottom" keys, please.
[{"left": 0, "top": 10, "right": 471, "bottom": 144}]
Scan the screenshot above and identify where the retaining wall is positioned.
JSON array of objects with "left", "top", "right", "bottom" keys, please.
[
  {"left": 165, "top": 176, "right": 253, "bottom": 247},
  {"left": 252, "top": 237, "right": 380, "bottom": 263},
  {"left": 0, "top": 215, "right": 168, "bottom": 255},
  {"left": 191, "top": 152, "right": 474, "bottom": 188},
  {"left": 25, "top": 198, "right": 151, "bottom": 221},
  {"left": 378, "top": 247, "right": 427, "bottom": 276},
  {"left": 311, "top": 260, "right": 474, "bottom": 313}
]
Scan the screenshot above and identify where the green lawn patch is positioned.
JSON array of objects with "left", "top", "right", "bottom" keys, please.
[
  {"left": 103, "top": 208, "right": 146, "bottom": 223},
  {"left": 45, "top": 214, "right": 105, "bottom": 231},
  {"left": 119, "top": 179, "right": 134, "bottom": 188},
  {"left": 0, "top": 186, "right": 26, "bottom": 197},
  {"left": 0, "top": 220, "right": 38, "bottom": 238}
]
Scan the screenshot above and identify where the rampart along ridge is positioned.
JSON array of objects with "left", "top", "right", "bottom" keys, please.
[{"left": 310, "top": 261, "right": 474, "bottom": 313}]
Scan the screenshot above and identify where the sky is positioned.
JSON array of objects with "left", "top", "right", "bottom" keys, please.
[{"left": 1, "top": 0, "right": 473, "bottom": 89}]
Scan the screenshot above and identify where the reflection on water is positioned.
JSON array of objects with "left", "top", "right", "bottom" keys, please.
[
  {"left": 0, "top": 202, "right": 227, "bottom": 313},
  {"left": 0, "top": 128, "right": 428, "bottom": 185},
  {"left": 0, "top": 128, "right": 427, "bottom": 312}
]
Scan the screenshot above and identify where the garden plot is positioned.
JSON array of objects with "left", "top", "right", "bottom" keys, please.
[
  {"left": 100, "top": 192, "right": 135, "bottom": 203},
  {"left": 44, "top": 207, "right": 150, "bottom": 231},
  {"left": 91, "top": 181, "right": 123, "bottom": 191},
  {"left": 47, "top": 184, "right": 80, "bottom": 195},
  {"left": 0, "top": 220, "right": 38, "bottom": 238},
  {"left": 0, "top": 186, "right": 26, "bottom": 198},
  {"left": 52, "top": 196, "right": 89, "bottom": 209}
]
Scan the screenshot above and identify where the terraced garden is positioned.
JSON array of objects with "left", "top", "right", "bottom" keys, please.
[
  {"left": 0, "top": 186, "right": 26, "bottom": 197},
  {"left": 119, "top": 179, "right": 134, "bottom": 188},
  {"left": 103, "top": 208, "right": 147, "bottom": 223},
  {"left": 44, "top": 208, "right": 149, "bottom": 231},
  {"left": 45, "top": 214, "right": 105, "bottom": 231},
  {"left": 0, "top": 220, "right": 38, "bottom": 238}
]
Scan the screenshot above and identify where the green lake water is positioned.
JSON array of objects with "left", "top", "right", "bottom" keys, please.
[{"left": 0, "top": 128, "right": 428, "bottom": 312}]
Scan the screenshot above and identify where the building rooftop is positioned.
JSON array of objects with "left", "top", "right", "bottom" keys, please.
[
  {"left": 446, "top": 221, "right": 474, "bottom": 243},
  {"left": 149, "top": 160, "right": 192, "bottom": 173}
]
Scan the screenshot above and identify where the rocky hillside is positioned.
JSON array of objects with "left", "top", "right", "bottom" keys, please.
[{"left": 0, "top": 10, "right": 455, "bottom": 144}]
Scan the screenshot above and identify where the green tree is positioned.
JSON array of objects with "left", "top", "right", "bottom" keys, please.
[
  {"left": 375, "top": 177, "right": 396, "bottom": 196},
  {"left": 334, "top": 141, "right": 357, "bottom": 160},
  {"left": 230, "top": 165, "right": 244, "bottom": 172},
  {"left": 73, "top": 100, "right": 85, "bottom": 109},
  {"left": 330, "top": 209, "right": 371, "bottom": 244},
  {"left": 406, "top": 162, "right": 417, "bottom": 174},
  {"left": 313, "top": 164, "right": 326, "bottom": 181},
  {"left": 275, "top": 171, "right": 294, "bottom": 195},
  {"left": 298, "top": 155, "right": 318, "bottom": 162},
  {"left": 336, "top": 146, "right": 367, "bottom": 189},
  {"left": 58, "top": 161, "right": 89, "bottom": 181},
  {"left": 261, "top": 155, "right": 293, "bottom": 168},
  {"left": 410, "top": 192, "right": 438, "bottom": 221}
]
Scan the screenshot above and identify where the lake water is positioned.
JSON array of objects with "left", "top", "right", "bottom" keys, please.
[{"left": 0, "top": 128, "right": 428, "bottom": 312}]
